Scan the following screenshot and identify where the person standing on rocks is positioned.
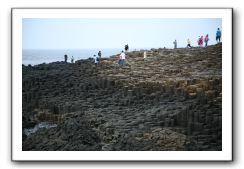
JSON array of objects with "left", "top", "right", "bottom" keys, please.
[
  {"left": 200, "top": 36, "right": 204, "bottom": 47},
  {"left": 125, "top": 44, "right": 129, "bottom": 53},
  {"left": 216, "top": 28, "right": 221, "bottom": 43},
  {"left": 204, "top": 34, "right": 209, "bottom": 47},
  {"left": 119, "top": 50, "right": 126, "bottom": 65},
  {"left": 143, "top": 51, "right": 147, "bottom": 59},
  {"left": 198, "top": 36, "right": 203, "bottom": 47},
  {"left": 64, "top": 54, "right": 68, "bottom": 63},
  {"left": 71, "top": 56, "right": 74, "bottom": 63},
  {"left": 173, "top": 40, "right": 177, "bottom": 49},
  {"left": 187, "top": 38, "right": 192, "bottom": 48},
  {"left": 98, "top": 51, "right": 102, "bottom": 63},
  {"left": 93, "top": 54, "right": 99, "bottom": 66},
  {"left": 197, "top": 36, "right": 201, "bottom": 46}
]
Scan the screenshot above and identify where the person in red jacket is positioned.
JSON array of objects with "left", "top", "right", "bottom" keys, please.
[
  {"left": 200, "top": 36, "right": 204, "bottom": 47},
  {"left": 204, "top": 34, "right": 209, "bottom": 47},
  {"left": 197, "top": 36, "right": 201, "bottom": 46},
  {"left": 198, "top": 36, "right": 203, "bottom": 47}
]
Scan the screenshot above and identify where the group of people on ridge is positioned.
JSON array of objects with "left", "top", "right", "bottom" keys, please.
[
  {"left": 64, "top": 28, "right": 221, "bottom": 65},
  {"left": 93, "top": 50, "right": 102, "bottom": 66},
  {"left": 174, "top": 28, "right": 222, "bottom": 49},
  {"left": 91, "top": 44, "right": 129, "bottom": 66},
  {"left": 64, "top": 54, "right": 74, "bottom": 63},
  {"left": 197, "top": 34, "right": 209, "bottom": 47}
]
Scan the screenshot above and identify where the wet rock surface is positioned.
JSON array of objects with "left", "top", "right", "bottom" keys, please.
[{"left": 22, "top": 44, "right": 222, "bottom": 151}]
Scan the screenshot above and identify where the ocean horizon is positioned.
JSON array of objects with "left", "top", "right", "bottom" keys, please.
[{"left": 22, "top": 48, "right": 127, "bottom": 66}]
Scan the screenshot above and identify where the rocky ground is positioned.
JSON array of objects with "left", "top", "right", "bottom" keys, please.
[{"left": 22, "top": 44, "right": 222, "bottom": 151}]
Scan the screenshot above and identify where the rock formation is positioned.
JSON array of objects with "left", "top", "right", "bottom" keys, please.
[{"left": 22, "top": 44, "right": 222, "bottom": 151}]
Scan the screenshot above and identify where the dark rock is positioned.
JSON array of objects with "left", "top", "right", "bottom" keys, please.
[{"left": 22, "top": 44, "right": 222, "bottom": 151}]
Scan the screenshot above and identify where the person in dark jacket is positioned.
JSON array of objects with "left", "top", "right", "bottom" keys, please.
[
  {"left": 173, "top": 40, "right": 177, "bottom": 49},
  {"left": 98, "top": 51, "right": 102, "bottom": 60},
  {"left": 64, "top": 54, "right": 68, "bottom": 63},
  {"left": 125, "top": 44, "right": 129, "bottom": 53},
  {"left": 71, "top": 56, "right": 74, "bottom": 63}
]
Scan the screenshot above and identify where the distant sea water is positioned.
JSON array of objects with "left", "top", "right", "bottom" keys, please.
[{"left": 22, "top": 48, "right": 123, "bottom": 66}]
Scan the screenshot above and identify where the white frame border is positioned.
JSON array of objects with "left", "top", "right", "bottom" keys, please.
[{"left": 12, "top": 8, "right": 232, "bottom": 161}]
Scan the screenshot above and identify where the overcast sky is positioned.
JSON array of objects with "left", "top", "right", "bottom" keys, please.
[{"left": 23, "top": 18, "right": 222, "bottom": 50}]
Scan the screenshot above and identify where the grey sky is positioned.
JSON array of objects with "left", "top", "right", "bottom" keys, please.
[{"left": 23, "top": 18, "right": 222, "bottom": 50}]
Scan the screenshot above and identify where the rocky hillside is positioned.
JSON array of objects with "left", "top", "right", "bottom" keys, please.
[{"left": 22, "top": 44, "right": 222, "bottom": 151}]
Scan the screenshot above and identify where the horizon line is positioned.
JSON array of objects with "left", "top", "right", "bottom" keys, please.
[{"left": 22, "top": 47, "right": 155, "bottom": 50}]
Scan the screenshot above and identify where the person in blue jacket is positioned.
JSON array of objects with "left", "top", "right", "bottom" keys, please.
[{"left": 216, "top": 28, "right": 222, "bottom": 43}]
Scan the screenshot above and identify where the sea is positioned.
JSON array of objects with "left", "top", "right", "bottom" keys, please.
[{"left": 22, "top": 48, "right": 124, "bottom": 66}]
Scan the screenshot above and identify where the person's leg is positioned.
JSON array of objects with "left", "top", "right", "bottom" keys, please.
[
  {"left": 217, "top": 36, "right": 220, "bottom": 43},
  {"left": 122, "top": 59, "right": 125, "bottom": 65},
  {"left": 119, "top": 60, "right": 122, "bottom": 65}
]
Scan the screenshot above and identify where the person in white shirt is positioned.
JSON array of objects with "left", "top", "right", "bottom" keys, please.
[
  {"left": 187, "top": 39, "right": 192, "bottom": 48},
  {"left": 143, "top": 51, "right": 147, "bottom": 59},
  {"left": 119, "top": 51, "right": 126, "bottom": 65},
  {"left": 93, "top": 54, "right": 99, "bottom": 66}
]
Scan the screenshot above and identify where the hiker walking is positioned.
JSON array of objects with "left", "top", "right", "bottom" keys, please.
[
  {"left": 118, "top": 51, "right": 126, "bottom": 66},
  {"left": 173, "top": 40, "right": 177, "bottom": 49},
  {"left": 187, "top": 38, "right": 192, "bottom": 48},
  {"left": 64, "top": 54, "right": 68, "bottom": 63},
  {"left": 216, "top": 28, "right": 221, "bottom": 43},
  {"left": 204, "top": 34, "right": 209, "bottom": 47}
]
